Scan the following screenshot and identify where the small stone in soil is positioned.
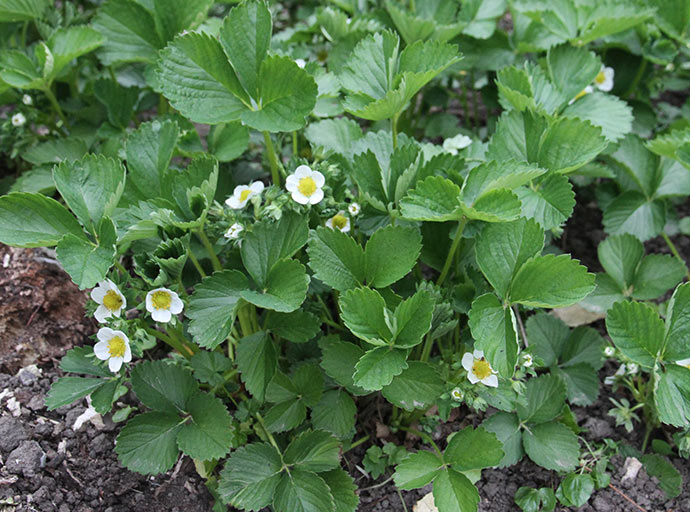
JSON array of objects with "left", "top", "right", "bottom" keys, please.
[
  {"left": 0, "top": 416, "right": 29, "bottom": 453},
  {"left": 6, "top": 440, "right": 46, "bottom": 477}
]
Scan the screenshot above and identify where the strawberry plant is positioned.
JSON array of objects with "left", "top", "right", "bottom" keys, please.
[{"left": 1, "top": 0, "right": 689, "bottom": 511}]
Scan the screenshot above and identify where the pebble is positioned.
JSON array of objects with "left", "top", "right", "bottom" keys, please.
[
  {"left": 6, "top": 440, "right": 46, "bottom": 477},
  {"left": 0, "top": 416, "right": 29, "bottom": 453}
]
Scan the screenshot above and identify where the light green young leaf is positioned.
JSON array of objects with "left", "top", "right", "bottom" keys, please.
[
  {"left": 177, "top": 392, "right": 234, "bottom": 461},
  {"left": 365, "top": 225, "right": 421, "bottom": 289},
  {"left": 45, "top": 377, "right": 106, "bottom": 410},
  {"left": 53, "top": 154, "right": 126, "bottom": 233},
  {"left": 399, "top": 176, "right": 462, "bottom": 222},
  {"left": 517, "top": 374, "right": 566, "bottom": 424},
  {"left": 393, "top": 451, "right": 444, "bottom": 489},
  {"left": 339, "top": 287, "right": 392, "bottom": 346},
  {"left": 382, "top": 362, "right": 444, "bottom": 411},
  {"left": 307, "top": 227, "right": 365, "bottom": 292},
  {"left": 115, "top": 412, "right": 183, "bottom": 475},
  {"left": 186, "top": 270, "right": 247, "bottom": 349},
  {"left": 468, "top": 293, "right": 519, "bottom": 378},
  {"left": 273, "top": 470, "right": 335, "bottom": 512},
  {"left": 606, "top": 300, "right": 664, "bottom": 368},
  {"left": 475, "top": 218, "right": 545, "bottom": 299},
  {"left": 522, "top": 421, "right": 579, "bottom": 472},
  {"left": 353, "top": 346, "right": 409, "bottom": 391},
  {"left": 432, "top": 469, "right": 480, "bottom": 512},
  {"left": 236, "top": 332, "right": 277, "bottom": 403},
  {"left": 0, "top": 192, "right": 84, "bottom": 248},
  {"left": 509, "top": 254, "right": 595, "bottom": 308},
  {"left": 218, "top": 443, "right": 283, "bottom": 510}
]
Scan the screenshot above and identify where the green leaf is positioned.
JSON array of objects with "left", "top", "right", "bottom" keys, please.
[
  {"left": 152, "top": 0, "right": 213, "bottom": 43},
  {"left": 208, "top": 122, "right": 249, "bottom": 162},
  {"left": 190, "top": 351, "right": 232, "bottom": 387},
  {"left": 47, "top": 26, "right": 104, "bottom": 78},
  {"left": 56, "top": 217, "right": 117, "bottom": 289},
  {"left": 517, "top": 374, "right": 565, "bottom": 424},
  {"left": 509, "top": 254, "right": 595, "bottom": 308},
  {"left": 124, "top": 119, "right": 179, "bottom": 203},
  {"left": 554, "top": 364, "right": 600, "bottom": 406},
  {"left": 218, "top": 443, "right": 283, "bottom": 510},
  {"left": 284, "top": 430, "right": 341, "bottom": 472},
  {"left": 115, "top": 412, "right": 182, "bottom": 475},
  {"left": 187, "top": 270, "right": 247, "bottom": 349},
  {"left": 482, "top": 412, "right": 523, "bottom": 467},
  {"left": 392, "top": 290, "right": 435, "bottom": 348},
  {"left": 0, "top": 0, "right": 50, "bottom": 21},
  {"left": 292, "top": 364, "right": 324, "bottom": 407},
  {"left": 241, "top": 259, "right": 309, "bottom": 313},
  {"left": 94, "top": 78, "right": 139, "bottom": 129},
  {"left": 353, "top": 346, "right": 408, "bottom": 391},
  {"left": 219, "top": 0, "right": 272, "bottom": 99},
  {"left": 265, "top": 310, "right": 321, "bottom": 343},
  {"left": 53, "top": 154, "right": 126, "bottom": 233},
  {"left": 365, "top": 225, "right": 421, "bottom": 288},
  {"left": 0, "top": 192, "right": 84, "bottom": 248},
  {"left": 399, "top": 176, "right": 462, "bottom": 221},
  {"left": 177, "top": 392, "right": 234, "bottom": 461},
  {"left": 522, "top": 421, "right": 579, "bottom": 472},
  {"left": 606, "top": 300, "right": 664, "bottom": 368},
  {"left": 307, "top": 227, "right": 365, "bottom": 292},
  {"left": 640, "top": 454, "right": 682, "bottom": 498},
  {"left": 515, "top": 487, "right": 556, "bottom": 512},
  {"left": 563, "top": 92, "right": 633, "bottom": 143},
  {"left": 461, "top": 189, "right": 522, "bottom": 222},
  {"left": 93, "top": 0, "right": 161, "bottom": 65},
  {"left": 339, "top": 287, "right": 391, "bottom": 346},
  {"left": 433, "top": 469, "right": 480, "bottom": 512},
  {"left": 236, "top": 332, "right": 277, "bottom": 403},
  {"left": 598, "top": 234, "right": 644, "bottom": 289},
  {"left": 461, "top": 159, "right": 546, "bottom": 207},
  {"left": 663, "top": 283, "right": 690, "bottom": 361},
  {"left": 655, "top": 365, "right": 690, "bottom": 428},
  {"left": 241, "top": 212, "right": 309, "bottom": 287},
  {"left": 130, "top": 360, "right": 199, "bottom": 414},
  {"left": 602, "top": 192, "right": 665, "bottom": 242},
  {"left": 22, "top": 138, "right": 88, "bottom": 166},
  {"left": 546, "top": 44, "right": 601, "bottom": 101},
  {"left": 516, "top": 173, "right": 575, "bottom": 229},
  {"left": 633, "top": 255, "right": 686, "bottom": 301},
  {"left": 445, "top": 426, "right": 504, "bottom": 471},
  {"left": 273, "top": 470, "right": 335, "bottom": 512},
  {"left": 525, "top": 312, "right": 569, "bottom": 367},
  {"left": 394, "top": 451, "right": 444, "bottom": 489},
  {"left": 311, "top": 390, "right": 357, "bottom": 439},
  {"left": 59, "top": 347, "right": 112, "bottom": 377},
  {"left": 381, "top": 361, "right": 443, "bottom": 411},
  {"left": 321, "top": 469, "right": 359, "bottom": 512},
  {"left": 45, "top": 377, "right": 105, "bottom": 410},
  {"left": 475, "top": 218, "right": 544, "bottom": 299},
  {"left": 90, "top": 378, "right": 121, "bottom": 415},
  {"left": 318, "top": 337, "right": 368, "bottom": 396},
  {"left": 264, "top": 398, "right": 307, "bottom": 433},
  {"left": 468, "top": 293, "right": 519, "bottom": 378},
  {"left": 556, "top": 473, "right": 594, "bottom": 507}
]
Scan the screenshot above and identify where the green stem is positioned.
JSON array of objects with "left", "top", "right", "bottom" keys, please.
[
  {"left": 263, "top": 131, "right": 282, "bottom": 186},
  {"left": 113, "top": 260, "right": 128, "bottom": 275},
  {"left": 437, "top": 217, "right": 467, "bottom": 286},
  {"left": 254, "top": 412, "right": 282, "bottom": 454},
  {"left": 344, "top": 435, "right": 370, "bottom": 453},
  {"left": 391, "top": 113, "right": 400, "bottom": 149},
  {"left": 237, "top": 303, "right": 254, "bottom": 337},
  {"left": 662, "top": 232, "right": 689, "bottom": 280},
  {"left": 158, "top": 94, "right": 168, "bottom": 116},
  {"left": 292, "top": 131, "right": 298, "bottom": 156},
  {"left": 398, "top": 426, "right": 443, "bottom": 460},
  {"left": 144, "top": 327, "right": 194, "bottom": 359},
  {"left": 195, "top": 229, "right": 222, "bottom": 272},
  {"left": 420, "top": 333, "right": 434, "bottom": 362},
  {"left": 624, "top": 59, "right": 648, "bottom": 99},
  {"left": 43, "top": 87, "right": 67, "bottom": 126},
  {"left": 187, "top": 248, "right": 207, "bottom": 278}
]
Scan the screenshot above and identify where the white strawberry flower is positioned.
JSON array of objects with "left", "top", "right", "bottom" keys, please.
[
  {"left": 326, "top": 211, "right": 350, "bottom": 232},
  {"left": 225, "top": 181, "right": 265, "bottom": 209},
  {"left": 295, "top": 58, "right": 306, "bottom": 69},
  {"left": 285, "top": 165, "right": 325, "bottom": 205},
  {"left": 569, "top": 85, "right": 593, "bottom": 105},
  {"left": 22, "top": 94, "right": 32, "bottom": 106},
  {"left": 348, "top": 202, "right": 361, "bottom": 216},
  {"left": 521, "top": 354, "right": 533, "bottom": 368},
  {"left": 11, "top": 113, "right": 26, "bottom": 127},
  {"left": 442, "top": 134, "right": 472, "bottom": 155},
  {"left": 604, "top": 346, "right": 616, "bottom": 357},
  {"left": 90, "top": 279, "right": 127, "bottom": 323},
  {"left": 94, "top": 327, "right": 132, "bottom": 373},
  {"left": 626, "top": 363, "right": 639, "bottom": 375},
  {"left": 225, "top": 223, "right": 244, "bottom": 239},
  {"left": 145, "top": 287, "right": 183, "bottom": 323},
  {"left": 593, "top": 65, "right": 614, "bottom": 92},
  {"left": 676, "top": 358, "right": 690, "bottom": 369},
  {"left": 462, "top": 349, "right": 498, "bottom": 388},
  {"left": 450, "top": 387, "right": 464, "bottom": 401}
]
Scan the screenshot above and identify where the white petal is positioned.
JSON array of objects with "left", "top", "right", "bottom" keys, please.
[
  {"left": 169, "top": 295, "right": 184, "bottom": 314},
  {"left": 309, "top": 188, "right": 324, "bottom": 205},
  {"left": 97, "top": 327, "right": 114, "bottom": 342},
  {"left": 483, "top": 374, "right": 499, "bottom": 388},
  {"left": 285, "top": 175, "right": 299, "bottom": 192},
  {"left": 311, "top": 171, "right": 325, "bottom": 187},
  {"left": 123, "top": 344, "right": 132, "bottom": 363},
  {"left": 461, "top": 352, "right": 474, "bottom": 371},
  {"left": 294, "top": 165, "right": 312, "bottom": 178},
  {"left": 109, "top": 357, "right": 123, "bottom": 373},
  {"left": 112, "top": 330, "right": 129, "bottom": 342},
  {"left": 145, "top": 291, "right": 155, "bottom": 313},
  {"left": 291, "top": 190, "right": 310, "bottom": 204},
  {"left": 94, "top": 305, "right": 111, "bottom": 323},
  {"left": 93, "top": 341, "right": 110, "bottom": 360},
  {"left": 341, "top": 220, "right": 351, "bottom": 233},
  {"left": 90, "top": 286, "right": 107, "bottom": 303},
  {"left": 225, "top": 196, "right": 243, "bottom": 209},
  {"left": 325, "top": 218, "right": 334, "bottom": 229},
  {"left": 152, "top": 309, "right": 172, "bottom": 323},
  {"left": 676, "top": 358, "right": 690, "bottom": 366},
  {"left": 473, "top": 349, "right": 485, "bottom": 359},
  {"left": 467, "top": 372, "right": 480, "bottom": 384},
  {"left": 250, "top": 181, "right": 265, "bottom": 194}
]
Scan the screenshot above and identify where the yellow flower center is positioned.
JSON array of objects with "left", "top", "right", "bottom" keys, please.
[
  {"left": 684, "top": 363, "right": 690, "bottom": 370},
  {"left": 239, "top": 189, "right": 252, "bottom": 202},
  {"left": 107, "top": 336, "right": 127, "bottom": 358},
  {"left": 103, "top": 290, "right": 123, "bottom": 311},
  {"left": 595, "top": 70, "right": 606, "bottom": 84},
  {"left": 151, "top": 290, "right": 172, "bottom": 310},
  {"left": 472, "top": 358, "right": 492, "bottom": 380},
  {"left": 332, "top": 214, "right": 348, "bottom": 230},
  {"left": 574, "top": 89, "right": 588, "bottom": 100},
  {"left": 298, "top": 177, "right": 317, "bottom": 197}
]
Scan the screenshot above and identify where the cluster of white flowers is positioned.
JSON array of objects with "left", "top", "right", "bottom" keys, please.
[{"left": 89, "top": 280, "right": 184, "bottom": 374}]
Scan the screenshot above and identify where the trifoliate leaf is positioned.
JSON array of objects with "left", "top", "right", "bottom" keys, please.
[
  {"left": 115, "top": 412, "right": 182, "bottom": 475},
  {"left": 177, "top": 392, "right": 234, "bottom": 461}
]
